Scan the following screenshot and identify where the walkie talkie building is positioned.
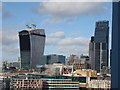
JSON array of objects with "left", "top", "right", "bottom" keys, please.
[{"left": 19, "top": 26, "right": 46, "bottom": 70}]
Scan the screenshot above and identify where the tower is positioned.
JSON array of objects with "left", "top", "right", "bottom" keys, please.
[
  {"left": 89, "top": 36, "right": 95, "bottom": 70},
  {"left": 89, "top": 21, "right": 109, "bottom": 73},
  {"left": 112, "top": 2, "right": 120, "bottom": 89},
  {"left": 19, "top": 25, "right": 46, "bottom": 70}
]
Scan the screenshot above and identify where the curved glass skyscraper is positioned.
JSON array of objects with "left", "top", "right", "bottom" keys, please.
[{"left": 19, "top": 28, "right": 46, "bottom": 70}]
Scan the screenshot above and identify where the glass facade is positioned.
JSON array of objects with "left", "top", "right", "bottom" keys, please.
[
  {"left": 89, "top": 37, "right": 95, "bottom": 70},
  {"left": 89, "top": 21, "right": 109, "bottom": 72},
  {"left": 94, "top": 21, "right": 109, "bottom": 73},
  {"left": 112, "top": 2, "right": 120, "bottom": 89},
  {"left": 40, "top": 54, "right": 66, "bottom": 65},
  {"left": 19, "top": 30, "right": 31, "bottom": 70},
  {"left": 19, "top": 29, "right": 46, "bottom": 70}
]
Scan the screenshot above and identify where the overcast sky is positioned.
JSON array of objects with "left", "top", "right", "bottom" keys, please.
[{"left": 0, "top": 1, "right": 112, "bottom": 65}]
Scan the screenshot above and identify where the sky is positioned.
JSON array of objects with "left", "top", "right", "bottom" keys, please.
[{"left": 0, "top": 1, "right": 112, "bottom": 65}]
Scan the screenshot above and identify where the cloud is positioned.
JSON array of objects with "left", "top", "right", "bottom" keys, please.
[
  {"left": 2, "top": 27, "right": 18, "bottom": 45},
  {"left": 46, "top": 31, "right": 90, "bottom": 54},
  {"left": 36, "top": 1, "right": 108, "bottom": 23},
  {"left": 46, "top": 31, "right": 65, "bottom": 45},
  {"left": 2, "top": 45, "right": 19, "bottom": 54},
  {"left": 47, "top": 31, "right": 65, "bottom": 38},
  {"left": 58, "top": 45, "right": 88, "bottom": 54},
  {"left": 58, "top": 37, "right": 89, "bottom": 46},
  {"left": 1, "top": 27, "right": 19, "bottom": 61},
  {"left": 0, "top": 2, "right": 2, "bottom": 9},
  {"left": 2, "top": 45, "right": 19, "bottom": 62},
  {"left": 2, "top": 3, "right": 15, "bottom": 19},
  {"left": 2, "top": 33, "right": 18, "bottom": 45},
  {"left": 46, "top": 38, "right": 61, "bottom": 45},
  {"left": 3, "top": 10, "right": 14, "bottom": 19}
]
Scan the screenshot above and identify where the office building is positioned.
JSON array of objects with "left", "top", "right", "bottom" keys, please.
[
  {"left": 42, "top": 79, "right": 79, "bottom": 90},
  {"left": 94, "top": 21, "right": 109, "bottom": 72},
  {"left": 10, "top": 73, "right": 43, "bottom": 89},
  {"left": 19, "top": 25, "right": 46, "bottom": 70},
  {"left": 74, "top": 69, "right": 97, "bottom": 77},
  {"left": 9, "top": 72, "right": 111, "bottom": 89},
  {"left": 89, "top": 36, "right": 95, "bottom": 70},
  {"left": 68, "top": 55, "right": 90, "bottom": 70},
  {"left": 0, "top": 75, "right": 10, "bottom": 90},
  {"left": 40, "top": 54, "right": 66, "bottom": 65},
  {"left": 87, "top": 80, "right": 111, "bottom": 89},
  {"left": 10, "top": 73, "right": 79, "bottom": 89},
  {"left": 36, "top": 63, "right": 74, "bottom": 75},
  {"left": 112, "top": 2, "right": 120, "bottom": 89},
  {"left": 67, "top": 55, "right": 89, "bottom": 64},
  {"left": 11, "top": 79, "right": 43, "bottom": 89},
  {"left": 89, "top": 21, "right": 109, "bottom": 72}
]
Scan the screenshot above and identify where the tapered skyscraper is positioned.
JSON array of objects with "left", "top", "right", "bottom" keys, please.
[
  {"left": 89, "top": 21, "right": 109, "bottom": 73},
  {"left": 19, "top": 25, "right": 46, "bottom": 70}
]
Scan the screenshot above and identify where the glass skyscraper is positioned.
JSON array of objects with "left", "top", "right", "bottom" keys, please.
[
  {"left": 89, "top": 36, "right": 95, "bottom": 70},
  {"left": 112, "top": 2, "right": 120, "bottom": 89},
  {"left": 39, "top": 54, "right": 66, "bottom": 65},
  {"left": 89, "top": 21, "right": 109, "bottom": 73},
  {"left": 19, "top": 27, "right": 46, "bottom": 70}
]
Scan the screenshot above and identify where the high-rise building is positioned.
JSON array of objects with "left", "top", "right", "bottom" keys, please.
[
  {"left": 19, "top": 25, "right": 46, "bottom": 70},
  {"left": 89, "top": 36, "right": 95, "bottom": 70},
  {"left": 89, "top": 21, "right": 109, "bottom": 73},
  {"left": 40, "top": 54, "right": 66, "bottom": 65},
  {"left": 112, "top": 2, "right": 120, "bottom": 89}
]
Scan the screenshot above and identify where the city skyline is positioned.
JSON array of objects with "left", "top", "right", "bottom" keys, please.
[
  {"left": 1, "top": 1, "right": 112, "bottom": 65},
  {"left": 0, "top": 1, "right": 115, "bottom": 89}
]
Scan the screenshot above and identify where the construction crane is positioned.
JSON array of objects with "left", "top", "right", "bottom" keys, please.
[
  {"left": 31, "top": 24, "right": 36, "bottom": 29},
  {"left": 26, "top": 25, "right": 32, "bottom": 29}
]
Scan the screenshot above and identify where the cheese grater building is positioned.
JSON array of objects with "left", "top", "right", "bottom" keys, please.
[{"left": 19, "top": 26, "right": 46, "bottom": 70}]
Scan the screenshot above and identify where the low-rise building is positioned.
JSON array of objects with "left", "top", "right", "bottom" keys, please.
[
  {"left": 10, "top": 73, "right": 43, "bottom": 89},
  {"left": 67, "top": 55, "right": 91, "bottom": 70},
  {"left": 11, "top": 78, "right": 43, "bottom": 89},
  {"left": 8, "top": 61, "right": 20, "bottom": 69},
  {"left": 87, "top": 80, "right": 111, "bottom": 89},
  {"left": 73, "top": 69, "right": 97, "bottom": 77},
  {"left": 0, "top": 75, "right": 3, "bottom": 90},
  {"left": 36, "top": 63, "right": 74, "bottom": 75},
  {"left": 0, "top": 73, "right": 10, "bottom": 90},
  {"left": 42, "top": 79, "right": 79, "bottom": 90},
  {"left": 10, "top": 73, "right": 80, "bottom": 89},
  {"left": 69, "top": 62, "right": 90, "bottom": 70}
]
